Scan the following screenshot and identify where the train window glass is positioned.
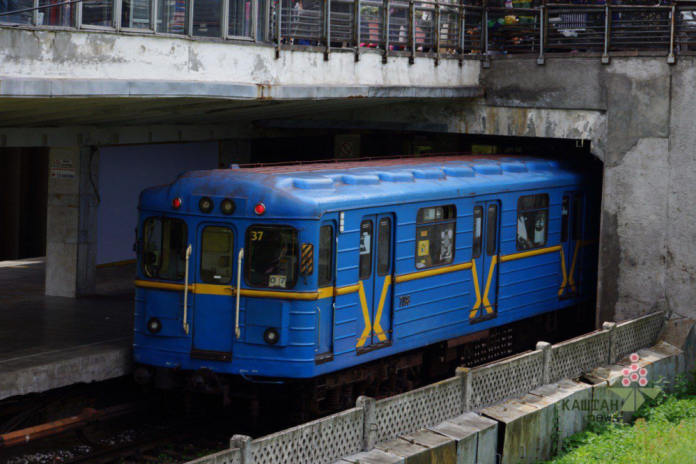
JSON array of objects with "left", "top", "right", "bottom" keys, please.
[
  {"left": 359, "top": 220, "right": 373, "bottom": 280},
  {"left": 318, "top": 225, "right": 334, "bottom": 288},
  {"left": 246, "top": 225, "right": 298, "bottom": 289},
  {"left": 517, "top": 194, "right": 549, "bottom": 251},
  {"left": 200, "top": 226, "right": 234, "bottom": 284},
  {"left": 377, "top": 218, "right": 392, "bottom": 277},
  {"left": 416, "top": 205, "right": 456, "bottom": 269},
  {"left": 472, "top": 206, "right": 483, "bottom": 259},
  {"left": 561, "top": 195, "right": 570, "bottom": 242},
  {"left": 572, "top": 196, "right": 583, "bottom": 240},
  {"left": 486, "top": 204, "right": 498, "bottom": 256},
  {"left": 417, "top": 205, "right": 456, "bottom": 224},
  {"left": 142, "top": 218, "right": 188, "bottom": 281}
]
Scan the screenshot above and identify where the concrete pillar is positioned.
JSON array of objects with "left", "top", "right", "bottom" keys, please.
[
  {"left": 46, "top": 147, "right": 99, "bottom": 298},
  {"left": 536, "top": 342, "right": 552, "bottom": 385},
  {"left": 455, "top": 367, "right": 472, "bottom": 412}
]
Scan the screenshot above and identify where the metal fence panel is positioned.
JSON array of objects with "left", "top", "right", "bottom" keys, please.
[
  {"left": 470, "top": 350, "right": 544, "bottom": 410},
  {"left": 615, "top": 311, "right": 665, "bottom": 362},
  {"left": 251, "top": 407, "right": 364, "bottom": 464},
  {"left": 550, "top": 330, "right": 610, "bottom": 383},
  {"left": 373, "top": 376, "right": 463, "bottom": 444}
]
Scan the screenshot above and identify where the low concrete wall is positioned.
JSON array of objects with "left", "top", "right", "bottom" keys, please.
[{"left": 188, "top": 311, "right": 675, "bottom": 464}]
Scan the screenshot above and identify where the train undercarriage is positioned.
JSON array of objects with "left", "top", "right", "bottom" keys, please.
[{"left": 135, "top": 304, "right": 594, "bottom": 426}]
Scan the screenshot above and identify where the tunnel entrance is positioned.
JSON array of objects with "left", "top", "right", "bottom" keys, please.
[{"left": 0, "top": 130, "right": 604, "bottom": 431}]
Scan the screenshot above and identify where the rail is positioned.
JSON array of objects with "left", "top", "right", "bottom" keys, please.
[{"left": 1, "top": 0, "right": 696, "bottom": 64}]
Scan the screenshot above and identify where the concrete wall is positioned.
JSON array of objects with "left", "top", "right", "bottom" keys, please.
[
  {"left": 325, "top": 57, "right": 694, "bottom": 324},
  {"left": 0, "top": 28, "right": 479, "bottom": 93},
  {"left": 97, "top": 142, "right": 219, "bottom": 265},
  {"left": 477, "top": 58, "right": 682, "bottom": 324}
]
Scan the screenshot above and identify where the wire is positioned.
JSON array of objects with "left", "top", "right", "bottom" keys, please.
[{"left": 89, "top": 147, "right": 101, "bottom": 207}]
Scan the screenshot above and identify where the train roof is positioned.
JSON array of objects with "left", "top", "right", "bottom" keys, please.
[{"left": 139, "top": 155, "right": 598, "bottom": 219}]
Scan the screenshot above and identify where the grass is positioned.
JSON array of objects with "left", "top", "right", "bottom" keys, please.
[{"left": 548, "top": 374, "right": 696, "bottom": 463}]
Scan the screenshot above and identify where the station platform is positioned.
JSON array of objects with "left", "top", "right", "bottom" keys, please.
[{"left": 0, "top": 259, "right": 134, "bottom": 401}]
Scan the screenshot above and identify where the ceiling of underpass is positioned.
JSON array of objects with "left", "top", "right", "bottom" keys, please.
[{"left": 0, "top": 97, "right": 423, "bottom": 128}]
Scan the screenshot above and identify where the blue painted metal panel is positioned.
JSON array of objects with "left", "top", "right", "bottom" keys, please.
[{"left": 133, "top": 156, "right": 601, "bottom": 380}]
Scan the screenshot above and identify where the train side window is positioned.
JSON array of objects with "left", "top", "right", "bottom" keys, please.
[
  {"left": 359, "top": 220, "right": 373, "bottom": 280},
  {"left": 516, "top": 194, "right": 549, "bottom": 251},
  {"left": 245, "top": 225, "right": 298, "bottom": 289},
  {"left": 318, "top": 225, "right": 334, "bottom": 288},
  {"left": 472, "top": 206, "right": 483, "bottom": 259},
  {"left": 200, "top": 226, "right": 234, "bottom": 284},
  {"left": 415, "top": 205, "right": 456, "bottom": 269},
  {"left": 486, "top": 204, "right": 498, "bottom": 256},
  {"left": 561, "top": 195, "right": 570, "bottom": 242},
  {"left": 572, "top": 196, "right": 583, "bottom": 240},
  {"left": 143, "top": 217, "right": 188, "bottom": 281},
  {"left": 377, "top": 218, "right": 392, "bottom": 277}
]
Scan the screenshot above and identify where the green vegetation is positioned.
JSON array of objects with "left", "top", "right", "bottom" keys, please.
[{"left": 549, "top": 374, "right": 696, "bottom": 463}]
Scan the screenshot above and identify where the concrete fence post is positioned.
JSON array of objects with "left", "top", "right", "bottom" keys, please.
[
  {"left": 230, "top": 435, "right": 253, "bottom": 464},
  {"left": 536, "top": 341, "right": 552, "bottom": 385},
  {"left": 356, "top": 396, "right": 377, "bottom": 451},
  {"left": 455, "top": 367, "right": 472, "bottom": 412},
  {"left": 602, "top": 321, "right": 617, "bottom": 364}
]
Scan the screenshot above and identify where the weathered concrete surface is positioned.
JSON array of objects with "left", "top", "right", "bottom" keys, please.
[
  {"left": 478, "top": 58, "right": 696, "bottom": 324},
  {"left": 666, "top": 62, "right": 696, "bottom": 318},
  {"left": 0, "top": 339, "right": 132, "bottom": 401},
  {"left": 658, "top": 318, "right": 696, "bottom": 379},
  {"left": 46, "top": 146, "right": 99, "bottom": 297},
  {"left": 0, "top": 28, "right": 479, "bottom": 92}
]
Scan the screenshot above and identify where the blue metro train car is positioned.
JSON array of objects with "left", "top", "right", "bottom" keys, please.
[{"left": 133, "top": 155, "right": 600, "bottom": 405}]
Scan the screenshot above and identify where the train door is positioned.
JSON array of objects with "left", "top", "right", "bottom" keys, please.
[
  {"left": 358, "top": 214, "right": 394, "bottom": 352},
  {"left": 470, "top": 201, "right": 501, "bottom": 323},
  {"left": 192, "top": 224, "right": 236, "bottom": 360},
  {"left": 316, "top": 222, "right": 335, "bottom": 362},
  {"left": 559, "top": 192, "right": 585, "bottom": 299}
]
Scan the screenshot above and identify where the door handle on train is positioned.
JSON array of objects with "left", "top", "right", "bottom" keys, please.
[{"left": 235, "top": 248, "right": 244, "bottom": 339}]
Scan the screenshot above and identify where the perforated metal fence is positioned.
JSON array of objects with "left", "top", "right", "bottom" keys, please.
[
  {"left": 373, "top": 376, "right": 464, "bottom": 443},
  {"left": 251, "top": 407, "right": 363, "bottom": 464},
  {"left": 470, "top": 350, "right": 544, "bottom": 410},
  {"left": 614, "top": 311, "right": 666, "bottom": 362},
  {"left": 189, "top": 310, "right": 666, "bottom": 464},
  {"left": 549, "top": 330, "right": 611, "bottom": 383}
]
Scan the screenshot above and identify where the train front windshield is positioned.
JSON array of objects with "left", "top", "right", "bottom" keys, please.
[
  {"left": 142, "top": 218, "right": 188, "bottom": 280},
  {"left": 245, "top": 225, "right": 299, "bottom": 289}
]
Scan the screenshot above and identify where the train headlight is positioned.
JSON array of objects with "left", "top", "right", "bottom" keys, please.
[
  {"left": 264, "top": 328, "right": 279, "bottom": 345},
  {"left": 254, "top": 203, "right": 266, "bottom": 215},
  {"left": 199, "top": 197, "right": 213, "bottom": 214},
  {"left": 221, "top": 199, "right": 235, "bottom": 215},
  {"left": 147, "top": 317, "right": 162, "bottom": 334},
  {"left": 172, "top": 198, "right": 182, "bottom": 210}
]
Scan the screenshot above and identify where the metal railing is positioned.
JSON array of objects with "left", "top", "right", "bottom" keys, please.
[{"left": 2, "top": 0, "right": 696, "bottom": 64}]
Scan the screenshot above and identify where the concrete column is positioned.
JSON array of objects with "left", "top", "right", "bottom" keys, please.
[
  {"left": 230, "top": 435, "right": 253, "bottom": 463},
  {"left": 455, "top": 367, "right": 472, "bottom": 412},
  {"left": 46, "top": 147, "right": 99, "bottom": 298},
  {"left": 602, "top": 322, "right": 617, "bottom": 365},
  {"left": 536, "top": 341, "right": 552, "bottom": 385},
  {"left": 356, "top": 396, "right": 377, "bottom": 451}
]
